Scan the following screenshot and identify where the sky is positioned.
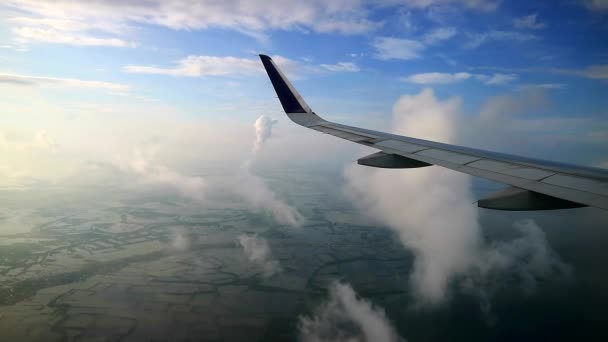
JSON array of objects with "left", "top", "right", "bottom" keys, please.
[
  {"left": 1, "top": 1, "right": 607, "bottom": 174},
  {"left": 1, "top": 2, "right": 608, "bottom": 339}
]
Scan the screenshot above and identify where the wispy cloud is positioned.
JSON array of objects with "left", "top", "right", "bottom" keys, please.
[
  {"left": 125, "top": 55, "right": 357, "bottom": 78},
  {"left": 320, "top": 62, "right": 360, "bottom": 72},
  {"left": 423, "top": 27, "right": 457, "bottom": 44},
  {"left": 475, "top": 73, "right": 518, "bottom": 85},
  {"left": 517, "top": 83, "right": 566, "bottom": 90},
  {"left": 396, "top": 0, "right": 500, "bottom": 12},
  {"left": 465, "top": 30, "right": 539, "bottom": 49},
  {"left": 403, "top": 72, "right": 472, "bottom": 84},
  {"left": 9, "top": 15, "right": 134, "bottom": 47},
  {"left": 373, "top": 26, "right": 456, "bottom": 61},
  {"left": 124, "top": 55, "right": 263, "bottom": 77},
  {"left": 0, "top": 73, "right": 130, "bottom": 91},
  {"left": 559, "top": 64, "right": 608, "bottom": 80},
  {"left": 373, "top": 37, "right": 425, "bottom": 60},
  {"left": 513, "top": 13, "right": 546, "bottom": 30},
  {"left": 402, "top": 72, "right": 517, "bottom": 85},
  {"left": 298, "top": 282, "right": 402, "bottom": 342},
  {"left": 583, "top": 0, "right": 608, "bottom": 12},
  {"left": 477, "top": 64, "right": 608, "bottom": 81},
  {"left": 5, "top": 0, "right": 380, "bottom": 46},
  {"left": 13, "top": 27, "right": 135, "bottom": 47}
]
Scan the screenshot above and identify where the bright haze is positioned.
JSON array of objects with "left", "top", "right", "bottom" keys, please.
[{"left": 1, "top": 1, "right": 607, "bottom": 341}]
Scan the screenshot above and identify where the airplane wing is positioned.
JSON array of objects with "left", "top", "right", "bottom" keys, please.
[{"left": 259, "top": 54, "right": 608, "bottom": 211}]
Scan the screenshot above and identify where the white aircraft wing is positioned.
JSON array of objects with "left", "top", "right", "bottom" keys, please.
[{"left": 259, "top": 54, "right": 608, "bottom": 211}]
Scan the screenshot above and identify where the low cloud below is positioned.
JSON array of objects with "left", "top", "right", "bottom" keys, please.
[
  {"left": 236, "top": 115, "right": 305, "bottom": 227},
  {"left": 298, "top": 282, "right": 403, "bottom": 342},
  {"left": 237, "top": 234, "right": 281, "bottom": 278},
  {"left": 253, "top": 115, "right": 277, "bottom": 154},
  {"left": 344, "top": 88, "right": 569, "bottom": 307}
]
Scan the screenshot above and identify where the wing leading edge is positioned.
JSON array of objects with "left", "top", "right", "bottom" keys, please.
[{"left": 259, "top": 54, "right": 608, "bottom": 211}]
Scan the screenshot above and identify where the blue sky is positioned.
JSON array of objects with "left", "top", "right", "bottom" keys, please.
[{"left": 0, "top": 0, "right": 607, "bottom": 182}]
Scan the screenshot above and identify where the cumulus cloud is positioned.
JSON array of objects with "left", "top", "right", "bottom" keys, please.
[
  {"left": 237, "top": 234, "right": 281, "bottom": 277},
  {"left": 513, "top": 14, "right": 546, "bottom": 30},
  {"left": 373, "top": 37, "right": 425, "bottom": 61},
  {"left": 298, "top": 282, "right": 403, "bottom": 342},
  {"left": 236, "top": 115, "right": 305, "bottom": 227},
  {"left": 253, "top": 115, "right": 278, "bottom": 153},
  {"left": 344, "top": 88, "right": 569, "bottom": 306},
  {"left": 345, "top": 88, "right": 480, "bottom": 304}
]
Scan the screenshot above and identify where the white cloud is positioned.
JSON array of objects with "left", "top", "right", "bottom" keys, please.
[
  {"left": 124, "top": 147, "right": 207, "bottom": 202},
  {"left": 517, "top": 83, "right": 566, "bottom": 90},
  {"left": 475, "top": 73, "right": 518, "bottom": 85},
  {"left": 344, "top": 88, "right": 480, "bottom": 304},
  {"left": 320, "top": 62, "right": 361, "bottom": 72},
  {"left": 253, "top": 115, "right": 278, "bottom": 154},
  {"left": 237, "top": 234, "right": 281, "bottom": 277},
  {"left": 392, "top": 0, "right": 500, "bottom": 12},
  {"left": 423, "top": 27, "right": 457, "bottom": 44},
  {"left": 403, "top": 72, "right": 472, "bottom": 84},
  {"left": 513, "top": 13, "right": 546, "bottom": 30},
  {"left": 124, "top": 55, "right": 262, "bottom": 77},
  {"left": 298, "top": 282, "right": 402, "bottom": 342},
  {"left": 5, "top": 0, "right": 380, "bottom": 47},
  {"left": 373, "top": 37, "right": 425, "bottom": 60},
  {"left": 465, "top": 30, "right": 539, "bottom": 49},
  {"left": 13, "top": 26, "right": 135, "bottom": 47},
  {"left": 344, "top": 88, "right": 570, "bottom": 306},
  {"left": 34, "top": 130, "right": 58, "bottom": 150},
  {"left": 0, "top": 73, "right": 130, "bottom": 91},
  {"left": 125, "top": 55, "right": 359, "bottom": 78},
  {"left": 402, "top": 72, "right": 517, "bottom": 86},
  {"left": 1, "top": 129, "right": 59, "bottom": 152},
  {"left": 478, "top": 220, "right": 570, "bottom": 293},
  {"left": 237, "top": 115, "right": 305, "bottom": 227}
]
